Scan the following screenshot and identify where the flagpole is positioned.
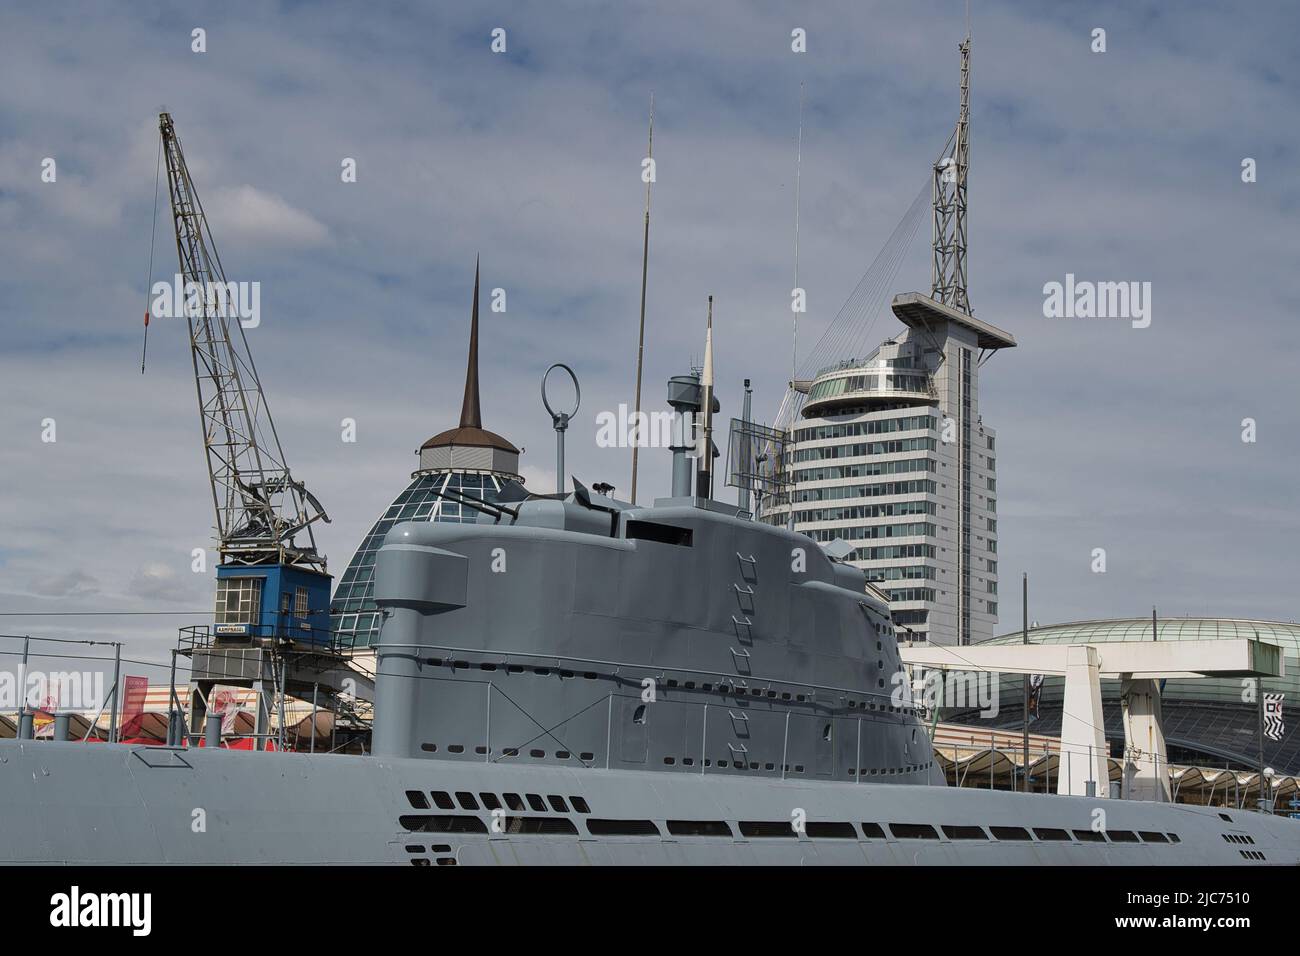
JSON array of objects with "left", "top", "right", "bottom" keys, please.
[
  {"left": 1258, "top": 673, "right": 1267, "bottom": 812},
  {"left": 1022, "top": 571, "right": 1029, "bottom": 793}
]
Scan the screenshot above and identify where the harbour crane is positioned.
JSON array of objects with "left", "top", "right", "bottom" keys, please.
[{"left": 158, "top": 112, "right": 332, "bottom": 648}]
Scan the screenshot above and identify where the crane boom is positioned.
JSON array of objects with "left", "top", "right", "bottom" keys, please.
[{"left": 159, "top": 112, "right": 328, "bottom": 570}]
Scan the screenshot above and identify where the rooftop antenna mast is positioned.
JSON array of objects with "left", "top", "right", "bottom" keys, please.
[
  {"left": 931, "top": 30, "right": 972, "bottom": 315},
  {"left": 791, "top": 81, "right": 805, "bottom": 386},
  {"left": 629, "top": 93, "right": 655, "bottom": 504}
]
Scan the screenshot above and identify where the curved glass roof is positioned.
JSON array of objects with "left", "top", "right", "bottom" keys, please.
[
  {"left": 805, "top": 367, "right": 932, "bottom": 404},
  {"left": 803, "top": 342, "right": 934, "bottom": 416},
  {"left": 980, "top": 617, "right": 1300, "bottom": 703},
  {"left": 988, "top": 617, "right": 1300, "bottom": 649},
  {"left": 330, "top": 470, "right": 520, "bottom": 647}
]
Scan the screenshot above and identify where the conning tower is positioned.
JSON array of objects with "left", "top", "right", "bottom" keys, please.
[{"left": 371, "top": 374, "right": 937, "bottom": 787}]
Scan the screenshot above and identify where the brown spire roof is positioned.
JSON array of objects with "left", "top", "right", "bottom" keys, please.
[
  {"left": 421, "top": 259, "right": 520, "bottom": 455},
  {"left": 459, "top": 258, "right": 482, "bottom": 429}
]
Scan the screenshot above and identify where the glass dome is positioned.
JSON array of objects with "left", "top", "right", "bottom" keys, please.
[{"left": 330, "top": 470, "right": 521, "bottom": 646}]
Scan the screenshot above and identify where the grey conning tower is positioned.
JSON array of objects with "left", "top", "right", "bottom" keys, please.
[{"left": 370, "top": 374, "right": 937, "bottom": 786}]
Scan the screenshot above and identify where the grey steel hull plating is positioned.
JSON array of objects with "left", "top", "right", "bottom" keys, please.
[{"left": 1, "top": 738, "right": 1295, "bottom": 865}]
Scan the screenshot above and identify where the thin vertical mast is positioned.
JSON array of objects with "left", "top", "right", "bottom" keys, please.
[
  {"left": 698, "top": 295, "right": 714, "bottom": 499},
  {"left": 738, "top": 378, "right": 753, "bottom": 513},
  {"left": 792, "top": 81, "right": 804, "bottom": 386},
  {"left": 630, "top": 93, "right": 655, "bottom": 504},
  {"left": 1022, "top": 572, "right": 1030, "bottom": 793}
]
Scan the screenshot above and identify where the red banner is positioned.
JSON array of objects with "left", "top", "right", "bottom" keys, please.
[{"left": 119, "top": 675, "right": 148, "bottom": 737}]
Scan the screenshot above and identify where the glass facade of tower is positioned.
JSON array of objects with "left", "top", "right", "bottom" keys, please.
[{"left": 330, "top": 470, "right": 522, "bottom": 647}]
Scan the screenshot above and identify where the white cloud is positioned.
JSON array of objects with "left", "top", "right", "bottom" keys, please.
[
  {"left": 208, "top": 185, "right": 328, "bottom": 247},
  {"left": 127, "top": 562, "right": 186, "bottom": 601},
  {"left": 519, "top": 464, "right": 557, "bottom": 494}
]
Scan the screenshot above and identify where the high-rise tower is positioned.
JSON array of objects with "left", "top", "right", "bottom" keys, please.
[{"left": 766, "top": 36, "right": 1015, "bottom": 645}]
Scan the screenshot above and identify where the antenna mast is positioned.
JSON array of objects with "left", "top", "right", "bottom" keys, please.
[
  {"left": 629, "top": 93, "right": 655, "bottom": 504},
  {"left": 697, "top": 295, "right": 714, "bottom": 499},
  {"left": 792, "top": 82, "right": 804, "bottom": 384},
  {"left": 931, "top": 33, "right": 972, "bottom": 314}
]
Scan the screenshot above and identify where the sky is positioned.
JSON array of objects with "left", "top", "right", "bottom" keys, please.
[{"left": 1, "top": 0, "right": 1298, "bottom": 683}]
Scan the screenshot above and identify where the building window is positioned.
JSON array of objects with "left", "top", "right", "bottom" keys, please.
[
  {"left": 791, "top": 457, "right": 936, "bottom": 484},
  {"left": 866, "top": 566, "right": 936, "bottom": 583},
  {"left": 215, "top": 577, "right": 263, "bottom": 626},
  {"left": 892, "top": 609, "right": 929, "bottom": 626},
  {"left": 787, "top": 479, "right": 936, "bottom": 504},
  {"left": 295, "top": 587, "right": 309, "bottom": 616},
  {"left": 791, "top": 499, "right": 935, "bottom": 524},
  {"left": 793, "top": 415, "right": 937, "bottom": 443},
  {"left": 807, "top": 522, "right": 935, "bottom": 543},
  {"left": 887, "top": 588, "right": 936, "bottom": 603},
  {"left": 853, "top": 543, "right": 936, "bottom": 562}
]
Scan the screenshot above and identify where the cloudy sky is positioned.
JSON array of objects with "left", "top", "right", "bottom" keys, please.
[{"left": 2, "top": 1, "right": 1298, "bottom": 681}]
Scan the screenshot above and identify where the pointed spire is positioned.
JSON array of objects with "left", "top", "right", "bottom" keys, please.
[
  {"left": 459, "top": 258, "right": 483, "bottom": 429},
  {"left": 418, "top": 256, "right": 520, "bottom": 469}
]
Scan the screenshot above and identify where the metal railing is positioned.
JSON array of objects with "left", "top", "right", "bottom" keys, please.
[
  {"left": 178, "top": 622, "right": 342, "bottom": 652},
  {"left": 0, "top": 633, "right": 124, "bottom": 743},
  {"left": 377, "top": 669, "right": 930, "bottom": 784}
]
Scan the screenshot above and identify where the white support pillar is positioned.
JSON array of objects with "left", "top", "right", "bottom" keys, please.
[
  {"left": 1058, "top": 645, "right": 1108, "bottom": 797},
  {"left": 1120, "top": 677, "right": 1169, "bottom": 802}
]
